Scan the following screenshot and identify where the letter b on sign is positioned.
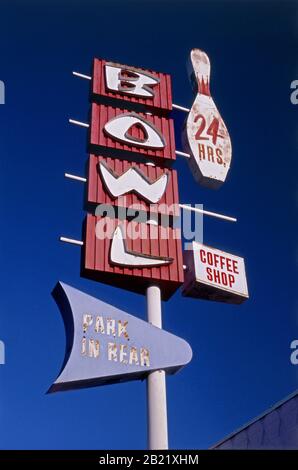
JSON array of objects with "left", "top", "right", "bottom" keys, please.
[{"left": 105, "top": 64, "right": 159, "bottom": 98}]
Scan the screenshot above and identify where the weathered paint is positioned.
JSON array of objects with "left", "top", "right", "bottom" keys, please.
[
  {"left": 92, "top": 58, "right": 172, "bottom": 114},
  {"left": 183, "top": 49, "right": 232, "bottom": 189},
  {"left": 48, "top": 282, "right": 192, "bottom": 392},
  {"left": 182, "top": 242, "right": 248, "bottom": 304},
  {"left": 87, "top": 154, "right": 180, "bottom": 217},
  {"left": 89, "top": 103, "right": 176, "bottom": 165},
  {"left": 81, "top": 215, "right": 184, "bottom": 301},
  {"left": 85, "top": 56, "right": 182, "bottom": 299},
  {"left": 110, "top": 225, "right": 173, "bottom": 267}
]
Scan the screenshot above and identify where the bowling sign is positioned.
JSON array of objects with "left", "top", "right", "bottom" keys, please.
[
  {"left": 91, "top": 58, "right": 173, "bottom": 113},
  {"left": 81, "top": 58, "right": 184, "bottom": 300},
  {"left": 82, "top": 214, "right": 184, "bottom": 301},
  {"left": 183, "top": 49, "right": 232, "bottom": 189},
  {"left": 182, "top": 242, "right": 248, "bottom": 304},
  {"left": 48, "top": 282, "right": 192, "bottom": 392}
]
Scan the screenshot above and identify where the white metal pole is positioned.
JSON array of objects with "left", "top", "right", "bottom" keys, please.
[
  {"left": 179, "top": 203, "right": 237, "bottom": 223},
  {"left": 172, "top": 103, "right": 190, "bottom": 112},
  {"left": 63, "top": 173, "right": 237, "bottom": 222},
  {"left": 59, "top": 236, "right": 84, "bottom": 246},
  {"left": 175, "top": 150, "right": 191, "bottom": 158},
  {"left": 146, "top": 285, "right": 169, "bottom": 450}
]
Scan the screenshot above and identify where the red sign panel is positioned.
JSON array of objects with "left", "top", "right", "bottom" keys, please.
[
  {"left": 81, "top": 57, "right": 183, "bottom": 300},
  {"left": 82, "top": 214, "right": 184, "bottom": 300},
  {"left": 89, "top": 103, "right": 176, "bottom": 165},
  {"left": 92, "top": 58, "right": 172, "bottom": 113},
  {"left": 87, "top": 154, "right": 180, "bottom": 217}
]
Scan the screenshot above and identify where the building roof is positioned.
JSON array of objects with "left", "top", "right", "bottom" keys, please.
[{"left": 212, "top": 389, "right": 298, "bottom": 449}]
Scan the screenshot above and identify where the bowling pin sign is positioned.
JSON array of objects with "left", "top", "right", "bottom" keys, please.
[{"left": 183, "top": 49, "right": 232, "bottom": 189}]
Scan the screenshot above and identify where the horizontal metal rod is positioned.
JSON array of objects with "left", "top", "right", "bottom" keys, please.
[
  {"left": 72, "top": 71, "right": 91, "bottom": 80},
  {"left": 68, "top": 120, "right": 190, "bottom": 159},
  {"left": 64, "top": 172, "right": 87, "bottom": 182},
  {"left": 175, "top": 150, "right": 190, "bottom": 159},
  {"left": 64, "top": 172, "right": 236, "bottom": 222},
  {"left": 69, "top": 118, "right": 89, "bottom": 128},
  {"left": 179, "top": 204, "right": 237, "bottom": 223},
  {"left": 72, "top": 70, "right": 189, "bottom": 113},
  {"left": 172, "top": 103, "right": 190, "bottom": 112},
  {"left": 60, "top": 236, "right": 84, "bottom": 246}
]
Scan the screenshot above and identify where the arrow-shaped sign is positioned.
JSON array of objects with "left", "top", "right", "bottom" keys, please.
[{"left": 48, "top": 282, "right": 192, "bottom": 392}]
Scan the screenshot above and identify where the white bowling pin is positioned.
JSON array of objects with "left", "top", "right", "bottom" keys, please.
[{"left": 183, "top": 49, "right": 232, "bottom": 189}]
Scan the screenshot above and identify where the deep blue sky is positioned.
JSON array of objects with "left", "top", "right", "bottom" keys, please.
[{"left": 0, "top": 0, "right": 297, "bottom": 450}]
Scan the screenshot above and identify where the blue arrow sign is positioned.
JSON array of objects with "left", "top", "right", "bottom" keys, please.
[{"left": 48, "top": 282, "right": 192, "bottom": 392}]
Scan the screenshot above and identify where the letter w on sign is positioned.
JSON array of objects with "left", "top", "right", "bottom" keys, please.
[
  {"left": 98, "top": 161, "right": 169, "bottom": 203},
  {"left": 87, "top": 155, "right": 180, "bottom": 218}
]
